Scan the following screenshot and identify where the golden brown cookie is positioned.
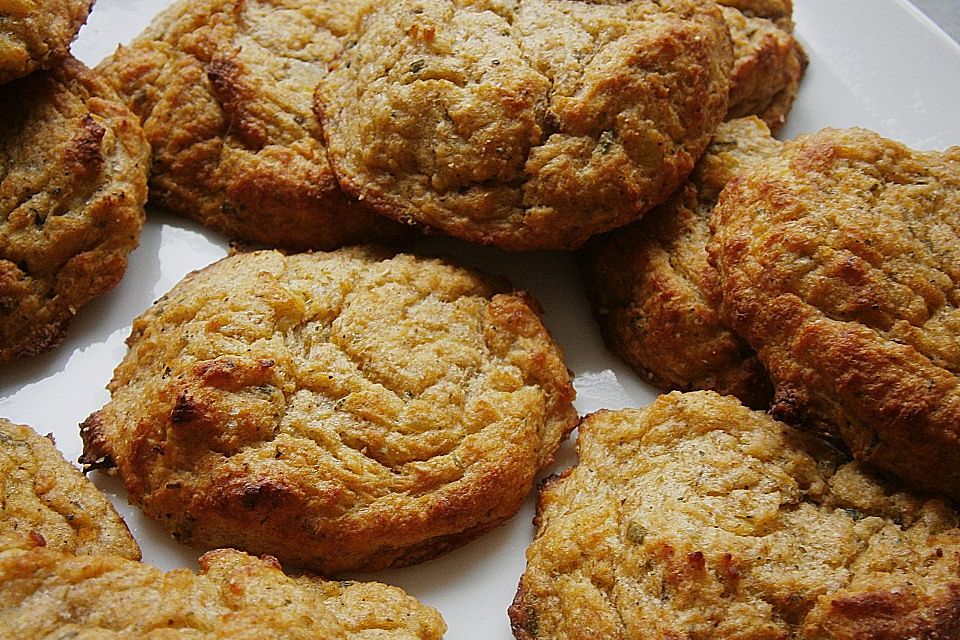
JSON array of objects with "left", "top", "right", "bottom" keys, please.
[
  {"left": 510, "top": 391, "right": 960, "bottom": 640},
  {"left": 720, "top": 1, "right": 807, "bottom": 133},
  {"left": 97, "top": 0, "right": 412, "bottom": 251},
  {"left": 81, "top": 247, "right": 577, "bottom": 573},
  {"left": 0, "top": 546, "right": 446, "bottom": 638},
  {"left": 0, "top": 0, "right": 92, "bottom": 84},
  {"left": 317, "top": 0, "right": 733, "bottom": 250},
  {"left": 581, "top": 117, "right": 779, "bottom": 408},
  {"left": 0, "top": 418, "right": 139, "bottom": 559},
  {"left": 0, "top": 56, "right": 148, "bottom": 362},
  {"left": 710, "top": 128, "right": 960, "bottom": 500}
]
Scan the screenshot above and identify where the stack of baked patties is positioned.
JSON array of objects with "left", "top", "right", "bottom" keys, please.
[
  {"left": 517, "top": 120, "right": 960, "bottom": 637},
  {"left": 551, "top": 11, "right": 960, "bottom": 640},
  {"left": 4, "top": 0, "right": 959, "bottom": 637}
]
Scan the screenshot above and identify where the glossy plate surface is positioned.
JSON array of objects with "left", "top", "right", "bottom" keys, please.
[{"left": 1, "top": 1, "right": 958, "bottom": 637}]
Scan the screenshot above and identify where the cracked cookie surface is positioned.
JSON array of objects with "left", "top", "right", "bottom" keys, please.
[
  {"left": 317, "top": 0, "right": 732, "bottom": 250},
  {"left": 0, "top": 546, "right": 446, "bottom": 639},
  {"left": 710, "top": 128, "right": 960, "bottom": 500},
  {"left": 0, "top": 418, "right": 139, "bottom": 559},
  {"left": 81, "top": 247, "right": 577, "bottom": 573},
  {"left": 510, "top": 391, "right": 960, "bottom": 640},
  {"left": 0, "top": 56, "right": 148, "bottom": 362},
  {"left": 98, "top": 0, "right": 411, "bottom": 250},
  {"left": 581, "top": 117, "right": 779, "bottom": 408},
  {"left": 0, "top": 0, "right": 92, "bottom": 84}
]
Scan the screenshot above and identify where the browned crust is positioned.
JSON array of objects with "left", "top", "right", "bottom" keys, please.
[
  {"left": 97, "top": 0, "right": 414, "bottom": 251},
  {"left": 317, "top": 0, "right": 733, "bottom": 250},
  {"left": 711, "top": 128, "right": 960, "bottom": 499},
  {"left": 83, "top": 248, "right": 577, "bottom": 573},
  {"left": 0, "top": 56, "right": 148, "bottom": 362},
  {"left": 805, "top": 584, "right": 960, "bottom": 639},
  {"left": 0, "top": 418, "right": 139, "bottom": 559},
  {"left": 0, "top": 0, "right": 94, "bottom": 83},
  {"left": 510, "top": 392, "right": 960, "bottom": 639},
  {"left": 580, "top": 118, "right": 779, "bottom": 408},
  {"left": 721, "top": 3, "right": 807, "bottom": 133},
  {"left": 0, "top": 546, "right": 446, "bottom": 638}
]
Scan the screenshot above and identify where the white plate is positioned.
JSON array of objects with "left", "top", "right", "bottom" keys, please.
[{"left": 1, "top": 0, "right": 958, "bottom": 637}]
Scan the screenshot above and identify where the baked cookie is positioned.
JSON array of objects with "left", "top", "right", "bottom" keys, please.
[
  {"left": 0, "top": 0, "right": 92, "bottom": 84},
  {"left": 317, "top": 0, "right": 733, "bottom": 250},
  {"left": 720, "top": 1, "right": 807, "bottom": 133},
  {"left": 81, "top": 247, "right": 577, "bottom": 573},
  {"left": 510, "top": 391, "right": 960, "bottom": 639},
  {"left": 711, "top": 128, "right": 960, "bottom": 500},
  {"left": 0, "top": 546, "right": 446, "bottom": 638},
  {"left": 0, "top": 418, "right": 139, "bottom": 559},
  {"left": 0, "top": 56, "right": 148, "bottom": 362},
  {"left": 97, "top": 0, "right": 412, "bottom": 251},
  {"left": 581, "top": 117, "right": 778, "bottom": 408}
]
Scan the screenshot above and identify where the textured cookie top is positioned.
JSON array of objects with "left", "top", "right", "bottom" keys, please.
[
  {"left": 581, "top": 117, "right": 780, "bottom": 408},
  {"left": 510, "top": 391, "right": 960, "bottom": 640},
  {"left": 98, "top": 0, "right": 411, "bottom": 250},
  {"left": 0, "top": 0, "right": 92, "bottom": 83},
  {"left": 0, "top": 418, "right": 139, "bottom": 559},
  {"left": 720, "top": 2, "right": 806, "bottom": 133},
  {"left": 0, "top": 56, "right": 148, "bottom": 362},
  {"left": 318, "top": 0, "right": 732, "bottom": 250},
  {"left": 82, "top": 247, "right": 577, "bottom": 573},
  {"left": 0, "top": 547, "right": 446, "bottom": 639},
  {"left": 710, "top": 128, "right": 960, "bottom": 499}
]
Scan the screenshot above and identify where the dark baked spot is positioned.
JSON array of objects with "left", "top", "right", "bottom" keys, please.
[
  {"left": 237, "top": 480, "right": 291, "bottom": 511},
  {"left": 170, "top": 390, "right": 199, "bottom": 424},
  {"left": 79, "top": 412, "right": 116, "bottom": 471},
  {"left": 62, "top": 115, "right": 105, "bottom": 177}
]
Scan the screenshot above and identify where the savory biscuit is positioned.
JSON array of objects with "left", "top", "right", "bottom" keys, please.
[
  {"left": 0, "top": 0, "right": 92, "bottom": 84},
  {"left": 317, "top": 0, "right": 733, "bottom": 250},
  {"left": 581, "top": 117, "right": 779, "bottom": 408},
  {"left": 510, "top": 391, "right": 960, "bottom": 639},
  {"left": 97, "top": 0, "right": 412, "bottom": 251},
  {"left": 720, "top": 1, "right": 807, "bottom": 133},
  {"left": 0, "top": 418, "right": 139, "bottom": 559},
  {"left": 710, "top": 128, "right": 960, "bottom": 499},
  {"left": 0, "top": 56, "right": 148, "bottom": 362},
  {"left": 81, "top": 247, "right": 577, "bottom": 573},
  {"left": 0, "top": 546, "right": 446, "bottom": 638}
]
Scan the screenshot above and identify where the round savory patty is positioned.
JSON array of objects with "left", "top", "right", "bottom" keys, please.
[
  {"left": 97, "top": 0, "right": 412, "bottom": 250},
  {"left": 0, "top": 0, "right": 92, "bottom": 84},
  {"left": 510, "top": 391, "right": 960, "bottom": 639},
  {"left": 0, "top": 56, "right": 148, "bottom": 362},
  {"left": 720, "top": 1, "right": 807, "bottom": 133},
  {"left": 711, "top": 128, "right": 960, "bottom": 500},
  {"left": 0, "top": 418, "right": 139, "bottom": 559},
  {"left": 81, "top": 247, "right": 577, "bottom": 573},
  {"left": 581, "top": 117, "right": 779, "bottom": 408},
  {"left": 0, "top": 547, "right": 446, "bottom": 639},
  {"left": 317, "top": 0, "right": 733, "bottom": 250}
]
